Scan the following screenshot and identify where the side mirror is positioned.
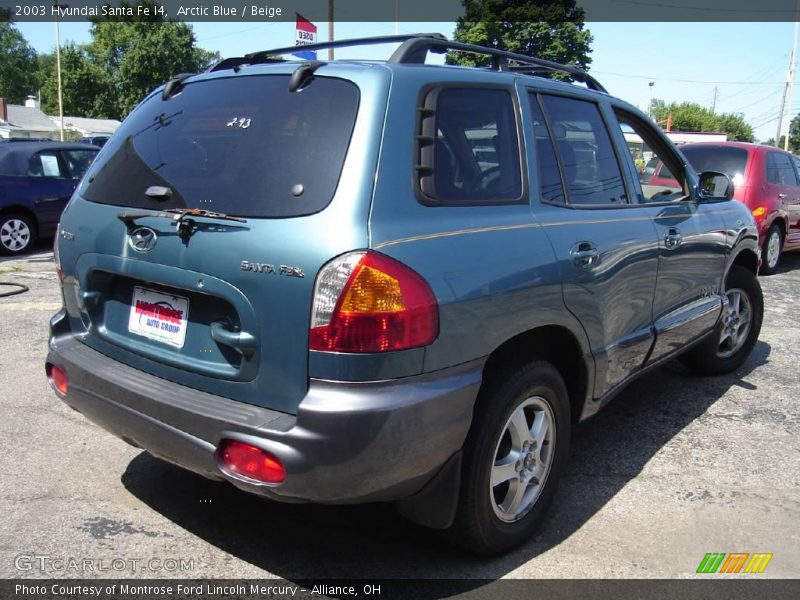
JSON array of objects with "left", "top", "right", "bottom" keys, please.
[{"left": 697, "top": 170, "right": 734, "bottom": 201}]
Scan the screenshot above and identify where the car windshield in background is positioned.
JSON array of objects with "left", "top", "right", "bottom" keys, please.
[
  {"left": 680, "top": 145, "right": 748, "bottom": 180},
  {"left": 81, "top": 75, "right": 359, "bottom": 218}
]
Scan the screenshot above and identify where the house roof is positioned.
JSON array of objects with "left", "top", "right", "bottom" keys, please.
[
  {"left": 59, "top": 116, "right": 121, "bottom": 135},
  {"left": 2, "top": 105, "right": 60, "bottom": 133}
]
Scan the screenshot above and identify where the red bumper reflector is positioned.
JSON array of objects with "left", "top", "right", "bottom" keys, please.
[
  {"left": 47, "top": 364, "right": 68, "bottom": 396},
  {"left": 215, "top": 440, "right": 285, "bottom": 484}
]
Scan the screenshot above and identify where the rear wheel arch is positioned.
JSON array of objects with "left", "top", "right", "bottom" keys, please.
[{"left": 479, "top": 325, "right": 589, "bottom": 425}]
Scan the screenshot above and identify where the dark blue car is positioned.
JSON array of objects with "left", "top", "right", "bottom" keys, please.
[{"left": 0, "top": 141, "right": 99, "bottom": 255}]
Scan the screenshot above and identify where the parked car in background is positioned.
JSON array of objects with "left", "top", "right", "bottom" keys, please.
[
  {"left": 640, "top": 142, "right": 800, "bottom": 274},
  {"left": 0, "top": 141, "right": 99, "bottom": 255},
  {"left": 80, "top": 136, "right": 111, "bottom": 148}
]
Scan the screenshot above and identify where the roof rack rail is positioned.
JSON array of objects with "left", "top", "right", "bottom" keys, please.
[
  {"left": 388, "top": 37, "right": 606, "bottom": 93},
  {"left": 245, "top": 33, "right": 447, "bottom": 63}
]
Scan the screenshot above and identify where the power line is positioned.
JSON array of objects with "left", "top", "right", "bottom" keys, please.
[{"left": 591, "top": 70, "right": 785, "bottom": 85}]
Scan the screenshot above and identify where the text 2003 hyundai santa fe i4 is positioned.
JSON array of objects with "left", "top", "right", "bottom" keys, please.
[{"left": 46, "top": 34, "right": 763, "bottom": 555}]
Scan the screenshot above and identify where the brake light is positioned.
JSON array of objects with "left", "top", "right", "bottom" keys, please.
[
  {"left": 309, "top": 251, "right": 439, "bottom": 353},
  {"left": 215, "top": 440, "right": 285, "bottom": 484},
  {"left": 751, "top": 206, "right": 767, "bottom": 221},
  {"left": 46, "top": 363, "right": 68, "bottom": 396}
]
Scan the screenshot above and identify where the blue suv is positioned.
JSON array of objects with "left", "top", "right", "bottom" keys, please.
[{"left": 46, "top": 34, "right": 763, "bottom": 554}]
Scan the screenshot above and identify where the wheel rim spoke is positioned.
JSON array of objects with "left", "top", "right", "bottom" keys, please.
[
  {"left": 502, "top": 479, "right": 528, "bottom": 515},
  {"left": 530, "top": 410, "right": 548, "bottom": 444},
  {"left": 508, "top": 409, "right": 532, "bottom": 449},
  {"left": 491, "top": 452, "right": 519, "bottom": 487}
]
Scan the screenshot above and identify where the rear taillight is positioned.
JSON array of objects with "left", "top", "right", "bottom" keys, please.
[
  {"left": 46, "top": 363, "right": 68, "bottom": 396},
  {"left": 215, "top": 440, "right": 285, "bottom": 484},
  {"left": 309, "top": 251, "right": 439, "bottom": 353}
]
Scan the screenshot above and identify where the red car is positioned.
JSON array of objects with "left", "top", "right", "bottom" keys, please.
[{"left": 642, "top": 142, "right": 800, "bottom": 274}]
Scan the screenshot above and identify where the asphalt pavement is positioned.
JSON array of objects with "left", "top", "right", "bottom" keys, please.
[{"left": 0, "top": 242, "right": 797, "bottom": 581}]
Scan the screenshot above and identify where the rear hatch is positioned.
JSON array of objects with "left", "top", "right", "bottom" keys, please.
[{"left": 57, "top": 67, "right": 384, "bottom": 413}]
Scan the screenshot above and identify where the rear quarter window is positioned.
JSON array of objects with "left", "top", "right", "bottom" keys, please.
[
  {"left": 417, "top": 86, "right": 523, "bottom": 205},
  {"left": 81, "top": 75, "right": 360, "bottom": 218}
]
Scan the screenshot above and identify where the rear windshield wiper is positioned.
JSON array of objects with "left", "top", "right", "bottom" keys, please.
[{"left": 118, "top": 208, "right": 247, "bottom": 237}]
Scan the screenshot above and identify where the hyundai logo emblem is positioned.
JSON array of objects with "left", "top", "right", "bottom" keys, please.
[{"left": 128, "top": 227, "right": 158, "bottom": 253}]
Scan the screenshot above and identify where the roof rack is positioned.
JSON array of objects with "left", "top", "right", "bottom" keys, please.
[
  {"left": 388, "top": 36, "right": 606, "bottom": 93},
  {"left": 244, "top": 33, "right": 447, "bottom": 64},
  {"left": 213, "top": 33, "right": 606, "bottom": 94}
]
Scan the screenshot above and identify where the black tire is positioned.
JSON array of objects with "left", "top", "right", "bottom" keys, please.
[
  {"left": 759, "top": 224, "right": 783, "bottom": 276},
  {"left": 0, "top": 212, "right": 36, "bottom": 256},
  {"left": 680, "top": 265, "right": 763, "bottom": 375},
  {"left": 447, "top": 361, "right": 571, "bottom": 555}
]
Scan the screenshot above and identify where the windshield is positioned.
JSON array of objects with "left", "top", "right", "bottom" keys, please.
[
  {"left": 680, "top": 145, "right": 749, "bottom": 181},
  {"left": 81, "top": 74, "right": 360, "bottom": 218}
]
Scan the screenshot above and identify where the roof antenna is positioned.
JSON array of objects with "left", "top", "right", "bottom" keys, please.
[{"left": 288, "top": 61, "right": 326, "bottom": 93}]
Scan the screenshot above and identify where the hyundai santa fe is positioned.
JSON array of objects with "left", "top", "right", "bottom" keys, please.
[{"left": 46, "top": 34, "right": 763, "bottom": 554}]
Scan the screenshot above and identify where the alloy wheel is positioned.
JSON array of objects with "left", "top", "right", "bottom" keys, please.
[{"left": 490, "top": 396, "right": 556, "bottom": 523}]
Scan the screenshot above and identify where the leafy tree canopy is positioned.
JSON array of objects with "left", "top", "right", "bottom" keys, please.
[
  {"left": 7, "top": 2, "right": 220, "bottom": 121},
  {"left": 652, "top": 100, "right": 754, "bottom": 142},
  {"left": 447, "top": 0, "right": 593, "bottom": 72},
  {"left": 0, "top": 22, "right": 39, "bottom": 104}
]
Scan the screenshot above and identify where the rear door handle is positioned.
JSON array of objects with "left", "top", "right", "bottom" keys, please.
[
  {"left": 778, "top": 193, "right": 787, "bottom": 199},
  {"left": 569, "top": 242, "right": 599, "bottom": 267},
  {"left": 664, "top": 228, "right": 682, "bottom": 249},
  {"left": 210, "top": 320, "right": 256, "bottom": 358}
]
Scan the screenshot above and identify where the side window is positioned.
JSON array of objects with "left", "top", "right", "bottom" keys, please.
[
  {"left": 61, "top": 150, "right": 97, "bottom": 180},
  {"left": 528, "top": 94, "right": 565, "bottom": 204},
  {"left": 418, "top": 87, "right": 522, "bottom": 204},
  {"left": 539, "top": 95, "right": 628, "bottom": 205},
  {"left": 791, "top": 155, "right": 800, "bottom": 183},
  {"left": 766, "top": 152, "right": 799, "bottom": 186},
  {"left": 28, "top": 151, "right": 65, "bottom": 178},
  {"left": 612, "top": 110, "right": 685, "bottom": 203},
  {"left": 657, "top": 163, "right": 675, "bottom": 180}
]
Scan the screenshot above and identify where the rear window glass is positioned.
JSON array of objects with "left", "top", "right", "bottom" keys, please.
[
  {"left": 680, "top": 145, "right": 748, "bottom": 181},
  {"left": 81, "top": 75, "right": 359, "bottom": 217}
]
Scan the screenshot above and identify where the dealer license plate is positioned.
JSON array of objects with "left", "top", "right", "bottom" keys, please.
[{"left": 127, "top": 286, "right": 189, "bottom": 348}]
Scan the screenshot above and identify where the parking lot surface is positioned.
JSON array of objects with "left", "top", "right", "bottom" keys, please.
[{"left": 0, "top": 244, "right": 798, "bottom": 580}]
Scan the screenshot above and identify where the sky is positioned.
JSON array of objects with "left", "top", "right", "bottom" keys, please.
[{"left": 13, "top": 20, "right": 799, "bottom": 143}]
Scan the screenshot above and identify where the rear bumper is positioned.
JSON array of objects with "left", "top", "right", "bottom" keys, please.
[{"left": 46, "top": 311, "right": 481, "bottom": 504}]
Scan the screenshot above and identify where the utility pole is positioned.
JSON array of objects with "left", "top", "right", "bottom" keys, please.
[
  {"left": 785, "top": 20, "right": 799, "bottom": 150},
  {"left": 711, "top": 86, "right": 718, "bottom": 114},
  {"left": 54, "top": 0, "right": 66, "bottom": 142},
  {"left": 776, "top": 14, "right": 799, "bottom": 148},
  {"left": 328, "top": 0, "right": 334, "bottom": 60}
]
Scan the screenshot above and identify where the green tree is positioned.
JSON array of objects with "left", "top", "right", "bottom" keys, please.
[
  {"left": 447, "top": 0, "right": 593, "bottom": 72},
  {"left": 651, "top": 100, "right": 754, "bottom": 142},
  {"left": 787, "top": 114, "right": 800, "bottom": 153},
  {"left": 715, "top": 112, "right": 754, "bottom": 143},
  {"left": 0, "top": 21, "right": 39, "bottom": 104},
  {"left": 88, "top": 1, "right": 220, "bottom": 119},
  {"left": 39, "top": 43, "right": 112, "bottom": 117}
]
